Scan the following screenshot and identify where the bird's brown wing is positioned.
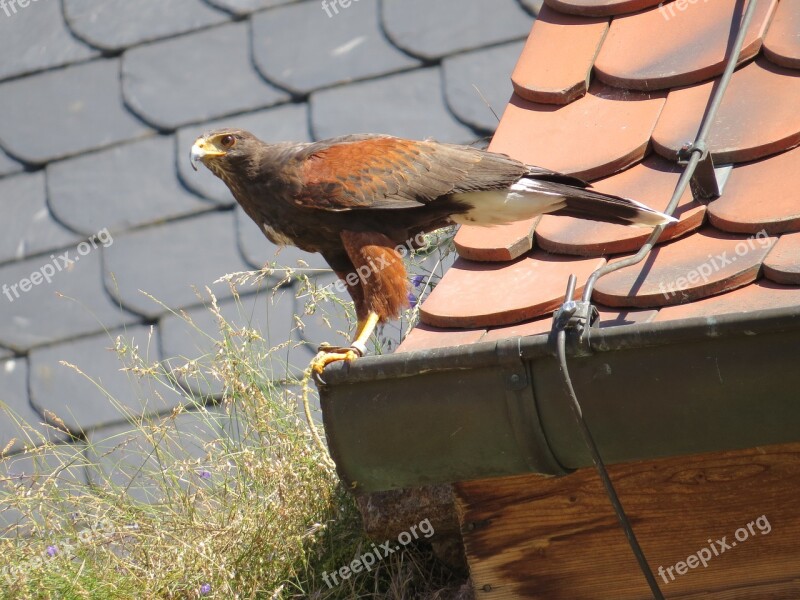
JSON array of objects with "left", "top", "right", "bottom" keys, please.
[{"left": 295, "top": 135, "right": 528, "bottom": 211}]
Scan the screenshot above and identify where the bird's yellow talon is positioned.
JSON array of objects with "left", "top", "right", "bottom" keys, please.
[{"left": 311, "top": 349, "right": 359, "bottom": 375}]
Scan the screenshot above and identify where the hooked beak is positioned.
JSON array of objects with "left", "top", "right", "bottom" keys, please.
[{"left": 190, "top": 138, "right": 225, "bottom": 171}]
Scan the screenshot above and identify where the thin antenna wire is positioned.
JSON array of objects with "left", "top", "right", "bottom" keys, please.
[{"left": 472, "top": 84, "right": 501, "bottom": 124}]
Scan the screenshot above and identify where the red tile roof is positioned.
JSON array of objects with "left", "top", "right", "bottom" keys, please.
[{"left": 400, "top": 0, "right": 800, "bottom": 352}]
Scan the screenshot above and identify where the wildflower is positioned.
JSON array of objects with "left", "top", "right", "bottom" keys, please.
[
  {"left": 411, "top": 274, "right": 424, "bottom": 288},
  {"left": 407, "top": 292, "right": 417, "bottom": 309},
  {"left": 200, "top": 583, "right": 212, "bottom": 595},
  {"left": 46, "top": 545, "right": 58, "bottom": 557},
  {"left": 197, "top": 469, "right": 212, "bottom": 480}
]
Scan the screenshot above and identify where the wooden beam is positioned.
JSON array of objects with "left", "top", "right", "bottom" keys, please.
[{"left": 455, "top": 442, "right": 800, "bottom": 599}]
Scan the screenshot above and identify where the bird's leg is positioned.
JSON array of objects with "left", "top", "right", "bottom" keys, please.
[{"left": 311, "top": 312, "right": 380, "bottom": 375}]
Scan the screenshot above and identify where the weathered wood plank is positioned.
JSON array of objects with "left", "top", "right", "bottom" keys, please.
[{"left": 455, "top": 443, "right": 800, "bottom": 599}]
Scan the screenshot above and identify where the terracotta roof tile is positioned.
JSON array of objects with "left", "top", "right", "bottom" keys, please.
[
  {"left": 652, "top": 57, "right": 800, "bottom": 163},
  {"left": 542, "top": 0, "right": 664, "bottom": 18},
  {"left": 401, "top": 0, "right": 800, "bottom": 347},
  {"left": 511, "top": 5, "right": 608, "bottom": 104},
  {"left": 592, "top": 228, "right": 777, "bottom": 308},
  {"left": 595, "top": 0, "right": 778, "bottom": 91},
  {"left": 654, "top": 280, "right": 800, "bottom": 322},
  {"left": 707, "top": 145, "right": 800, "bottom": 235},
  {"left": 395, "top": 324, "right": 486, "bottom": 354},
  {"left": 492, "top": 84, "right": 666, "bottom": 180},
  {"left": 763, "top": 0, "right": 800, "bottom": 69},
  {"left": 763, "top": 232, "right": 800, "bottom": 285},
  {"left": 535, "top": 155, "right": 704, "bottom": 256},
  {"left": 419, "top": 253, "right": 605, "bottom": 328}
]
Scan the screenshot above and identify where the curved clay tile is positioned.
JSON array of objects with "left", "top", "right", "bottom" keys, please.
[
  {"left": 536, "top": 155, "right": 705, "bottom": 256},
  {"left": 595, "top": 0, "right": 778, "bottom": 91},
  {"left": 763, "top": 233, "right": 800, "bottom": 285},
  {"left": 419, "top": 253, "right": 606, "bottom": 328},
  {"left": 654, "top": 280, "right": 800, "bottom": 322},
  {"left": 542, "top": 0, "right": 663, "bottom": 17},
  {"left": 395, "top": 323, "right": 486, "bottom": 353},
  {"left": 454, "top": 218, "right": 540, "bottom": 262},
  {"left": 763, "top": 0, "right": 800, "bottom": 69},
  {"left": 512, "top": 5, "right": 608, "bottom": 105},
  {"left": 592, "top": 228, "right": 777, "bottom": 307},
  {"left": 708, "top": 144, "right": 800, "bottom": 235},
  {"left": 491, "top": 84, "right": 666, "bottom": 181},
  {"left": 652, "top": 58, "right": 800, "bottom": 164}
]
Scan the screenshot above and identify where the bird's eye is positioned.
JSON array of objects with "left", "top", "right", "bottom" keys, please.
[{"left": 219, "top": 135, "right": 236, "bottom": 148}]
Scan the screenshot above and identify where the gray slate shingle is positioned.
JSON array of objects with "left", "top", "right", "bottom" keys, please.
[
  {"left": 176, "top": 103, "right": 312, "bottom": 205},
  {"left": 206, "top": 0, "right": 299, "bottom": 15},
  {"left": 0, "top": 0, "right": 98, "bottom": 82},
  {"left": 0, "top": 346, "right": 11, "bottom": 360},
  {"left": 29, "top": 325, "right": 185, "bottom": 434},
  {"left": 310, "top": 67, "right": 477, "bottom": 143},
  {"left": 63, "top": 0, "right": 230, "bottom": 52},
  {"left": 0, "top": 59, "right": 153, "bottom": 165},
  {"left": 382, "top": 0, "right": 533, "bottom": 60},
  {"left": 103, "top": 211, "right": 252, "bottom": 319},
  {"left": 0, "top": 358, "right": 67, "bottom": 455},
  {"left": 0, "top": 172, "right": 82, "bottom": 265},
  {"left": 0, "top": 249, "right": 138, "bottom": 351},
  {"left": 47, "top": 135, "right": 213, "bottom": 235},
  {"left": 252, "top": 0, "right": 420, "bottom": 95},
  {"left": 0, "top": 149, "right": 23, "bottom": 178},
  {"left": 443, "top": 41, "right": 525, "bottom": 132},
  {"left": 121, "top": 22, "right": 290, "bottom": 130}
]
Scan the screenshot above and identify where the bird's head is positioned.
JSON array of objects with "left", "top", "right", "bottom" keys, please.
[{"left": 190, "top": 129, "right": 260, "bottom": 182}]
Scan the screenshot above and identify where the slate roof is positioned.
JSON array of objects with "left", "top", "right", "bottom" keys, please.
[
  {"left": 401, "top": 0, "right": 800, "bottom": 350},
  {"left": 0, "top": 0, "right": 534, "bottom": 504}
]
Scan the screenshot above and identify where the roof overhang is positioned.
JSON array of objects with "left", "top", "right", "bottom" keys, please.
[{"left": 318, "top": 307, "right": 800, "bottom": 493}]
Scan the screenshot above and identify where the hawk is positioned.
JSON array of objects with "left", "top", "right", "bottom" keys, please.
[{"left": 190, "top": 131, "right": 674, "bottom": 374}]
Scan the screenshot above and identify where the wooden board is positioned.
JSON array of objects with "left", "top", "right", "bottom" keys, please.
[{"left": 455, "top": 442, "right": 800, "bottom": 599}]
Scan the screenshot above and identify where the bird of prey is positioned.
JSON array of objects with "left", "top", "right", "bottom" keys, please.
[{"left": 190, "top": 131, "right": 674, "bottom": 374}]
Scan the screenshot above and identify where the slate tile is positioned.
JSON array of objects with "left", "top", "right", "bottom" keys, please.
[
  {"left": 48, "top": 135, "right": 212, "bottom": 236},
  {"left": 763, "top": 233, "right": 800, "bottom": 285},
  {"left": 442, "top": 41, "right": 524, "bottom": 132},
  {"left": 382, "top": 0, "right": 533, "bottom": 60},
  {"left": 492, "top": 85, "right": 666, "bottom": 180},
  {"left": 0, "top": 172, "right": 82, "bottom": 265},
  {"left": 64, "top": 0, "right": 230, "bottom": 52},
  {"left": 0, "top": 358, "right": 67, "bottom": 455},
  {"left": 652, "top": 58, "right": 800, "bottom": 164},
  {"left": 252, "top": 0, "right": 419, "bottom": 95},
  {"left": 0, "top": 0, "right": 98, "bottom": 82},
  {"left": 0, "top": 249, "right": 138, "bottom": 351},
  {"left": 0, "top": 443, "right": 89, "bottom": 538},
  {"left": 0, "top": 59, "right": 153, "bottom": 165},
  {"left": 103, "top": 211, "right": 252, "bottom": 319},
  {"left": 593, "top": 229, "right": 778, "bottom": 308},
  {"left": 654, "top": 281, "right": 800, "bottom": 323},
  {"left": 177, "top": 103, "right": 311, "bottom": 205},
  {"left": 0, "top": 346, "right": 11, "bottom": 360},
  {"left": 595, "top": 0, "right": 778, "bottom": 91},
  {"left": 518, "top": 0, "right": 544, "bottom": 14},
  {"left": 511, "top": 6, "right": 608, "bottom": 104},
  {"left": 311, "top": 68, "right": 477, "bottom": 144},
  {"left": 29, "top": 326, "right": 187, "bottom": 435},
  {"left": 0, "top": 148, "right": 23, "bottom": 178},
  {"left": 708, "top": 145, "right": 800, "bottom": 235},
  {"left": 159, "top": 288, "right": 306, "bottom": 395},
  {"left": 122, "top": 22, "right": 290, "bottom": 131},
  {"left": 85, "top": 410, "right": 232, "bottom": 504},
  {"left": 420, "top": 253, "right": 606, "bottom": 328},
  {"left": 205, "top": 0, "right": 299, "bottom": 15},
  {"left": 236, "top": 206, "right": 330, "bottom": 274}
]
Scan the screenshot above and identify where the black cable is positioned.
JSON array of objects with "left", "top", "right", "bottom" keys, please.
[{"left": 550, "top": 2, "right": 760, "bottom": 597}]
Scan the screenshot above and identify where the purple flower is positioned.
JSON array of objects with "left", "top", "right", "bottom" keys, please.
[
  {"left": 200, "top": 583, "right": 212, "bottom": 595},
  {"left": 407, "top": 292, "right": 418, "bottom": 309},
  {"left": 197, "top": 469, "right": 211, "bottom": 480},
  {"left": 46, "top": 545, "right": 58, "bottom": 557},
  {"left": 411, "top": 275, "right": 424, "bottom": 288}
]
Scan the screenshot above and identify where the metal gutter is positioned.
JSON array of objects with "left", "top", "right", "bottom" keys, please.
[{"left": 318, "top": 305, "right": 800, "bottom": 493}]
